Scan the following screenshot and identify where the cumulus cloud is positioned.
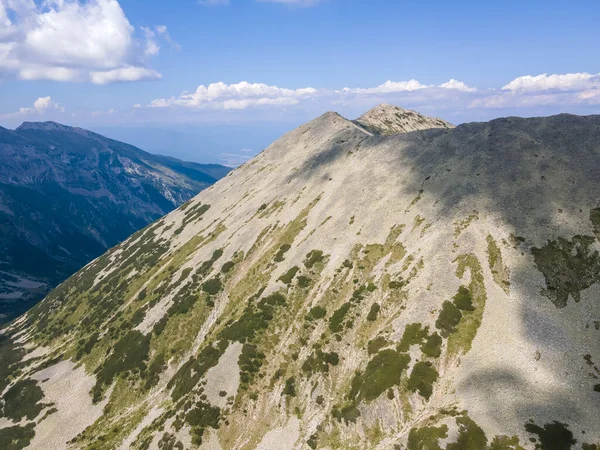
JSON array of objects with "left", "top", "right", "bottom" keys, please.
[
  {"left": 469, "top": 72, "right": 600, "bottom": 108},
  {"left": 0, "top": 0, "right": 166, "bottom": 83},
  {"left": 143, "top": 78, "right": 482, "bottom": 112},
  {"left": 338, "top": 79, "right": 430, "bottom": 94},
  {"left": 502, "top": 72, "right": 600, "bottom": 93},
  {"left": 1, "top": 96, "right": 64, "bottom": 118},
  {"left": 149, "top": 81, "right": 319, "bottom": 110},
  {"left": 439, "top": 79, "right": 477, "bottom": 92},
  {"left": 26, "top": 72, "right": 599, "bottom": 125}
]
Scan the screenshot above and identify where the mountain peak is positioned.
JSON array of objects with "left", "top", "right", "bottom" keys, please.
[
  {"left": 16, "top": 121, "right": 80, "bottom": 132},
  {"left": 355, "top": 103, "right": 454, "bottom": 135}
]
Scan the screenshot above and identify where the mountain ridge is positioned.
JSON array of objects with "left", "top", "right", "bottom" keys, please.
[
  {"left": 0, "top": 123, "right": 230, "bottom": 324},
  {"left": 1, "top": 106, "right": 599, "bottom": 450},
  {"left": 16, "top": 121, "right": 86, "bottom": 133}
]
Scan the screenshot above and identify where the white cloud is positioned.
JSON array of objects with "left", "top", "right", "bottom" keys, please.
[
  {"left": 439, "top": 79, "right": 477, "bottom": 92},
  {"left": 91, "top": 67, "right": 162, "bottom": 85},
  {"left": 154, "top": 25, "right": 181, "bottom": 51},
  {"left": 19, "top": 66, "right": 82, "bottom": 82},
  {"left": 1, "top": 96, "right": 64, "bottom": 118},
  {"left": 0, "top": 0, "right": 166, "bottom": 83},
  {"left": 469, "top": 89, "right": 600, "bottom": 109},
  {"left": 338, "top": 79, "right": 430, "bottom": 94},
  {"left": 20, "top": 72, "right": 598, "bottom": 125},
  {"left": 467, "top": 72, "right": 600, "bottom": 109},
  {"left": 338, "top": 79, "right": 477, "bottom": 95},
  {"left": 141, "top": 26, "right": 160, "bottom": 57},
  {"left": 149, "top": 81, "right": 319, "bottom": 110},
  {"left": 32, "top": 97, "right": 63, "bottom": 112},
  {"left": 502, "top": 72, "right": 600, "bottom": 93},
  {"left": 141, "top": 24, "right": 180, "bottom": 56}
]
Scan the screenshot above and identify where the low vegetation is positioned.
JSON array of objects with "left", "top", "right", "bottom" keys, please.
[
  {"left": 0, "top": 423, "right": 36, "bottom": 450},
  {"left": 304, "top": 250, "right": 325, "bottom": 269},
  {"left": 92, "top": 330, "right": 151, "bottom": 402},
  {"left": 278, "top": 266, "right": 300, "bottom": 285},
  {"left": 407, "top": 424, "right": 448, "bottom": 450},
  {"left": 524, "top": 420, "right": 576, "bottom": 450},
  {"left": 1, "top": 379, "right": 48, "bottom": 421},
  {"left": 532, "top": 234, "right": 600, "bottom": 308},
  {"left": 328, "top": 303, "right": 351, "bottom": 333},
  {"left": 407, "top": 361, "right": 439, "bottom": 399},
  {"left": 349, "top": 349, "right": 410, "bottom": 402},
  {"left": 302, "top": 348, "right": 339, "bottom": 374},
  {"left": 398, "top": 323, "right": 429, "bottom": 351},
  {"left": 305, "top": 305, "right": 327, "bottom": 321}
]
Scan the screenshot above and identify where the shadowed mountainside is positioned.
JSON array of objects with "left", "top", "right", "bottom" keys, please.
[{"left": 0, "top": 122, "right": 230, "bottom": 323}]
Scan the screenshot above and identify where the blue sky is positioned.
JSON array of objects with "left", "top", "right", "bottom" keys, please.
[{"left": 1, "top": 0, "right": 600, "bottom": 165}]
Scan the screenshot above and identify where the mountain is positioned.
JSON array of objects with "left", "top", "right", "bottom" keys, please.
[
  {"left": 1, "top": 105, "right": 600, "bottom": 449},
  {"left": 0, "top": 122, "right": 230, "bottom": 324},
  {"left": 355, "top": 104, "right": 453, "bottom": 135}
]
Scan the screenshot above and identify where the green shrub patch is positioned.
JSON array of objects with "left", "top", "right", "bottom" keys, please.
[
  {"left": 453, "top": 286, "right": 474, "bottom": 311},
  {"left": 283, "top": 377, "right": 296, "bottom": 397},
  {"left": 304, "top": 250, "right": 324, "bottom": 269},
  {"left": 278, "top": 267, "right": 300, "bottom": 285},
  {"left": 407, "top": 424, "right": 448, "bottom": 450},
  {"left": 1, "top": 379, "right": 48, "bottom": 421},
  {"left": 421, "top": 333, "right": 443, "bottom": 358},
  {"left": 367, "top": 303, "right": 381, "bottom": 321},
  {"left": 305, "top": 306, "right": 326, "bottom": 321},
  {"left": 221, "top": 261, "right": 235, "bottom": 273},
  {"left": 202, "top": 277, "right": 222, "bottom": 295},
  {"left": 407, "top": 361, "right": 439, "bottom": 399},
  {"left": 92, "top": 330, "right": 151, "bottom": 402},
  {"left": 435, "top": 301, "right": 462, "bottom": 337},
  {"left": 0, "top": 423, "right": 36, "bottom": 450},
  {"left": 302, "top": 349, "right": 339, "bottom": 374},
  {"left": 524, "top": 420, "right": 576, "bottom": 450},
  {"left": 185, "top": 401, "right": 221, "bottom": 446},
  {"left": 398, "top": 323, "right": 428, "bottom": 352},
  {"left": 532, "top": 235, "right": 600, "bottom": 308},
  {"left": 274, "top": 244, "right": 291, "bottom": 262},
  {"left": 367, "top": 336, "right": 389, "bottom": 355},
  {"left": 328, "top": 303, "right": 351, "bottom": 333},
  {"left": 350, "top": 349, "right": 410, "bottom": 402}
]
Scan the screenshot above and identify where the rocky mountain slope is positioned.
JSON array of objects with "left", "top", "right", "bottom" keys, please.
[
  {"left": 0, "top": 122, "right": 230, "bottom": 324},
  {"left": 355, "top": 104, "right": 453, "bottom": 135},
  {"left": 1, "top": 105, "right": 599, "bottom": 450}
]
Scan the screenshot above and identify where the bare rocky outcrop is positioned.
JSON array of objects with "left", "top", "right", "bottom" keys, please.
[{"left": 355, "top": 103, "right": 453, "bottom": 135}]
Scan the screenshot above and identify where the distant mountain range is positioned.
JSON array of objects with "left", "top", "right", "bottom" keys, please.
[{"left": 0, "top": 121, "right": 230, "bottom": 324}]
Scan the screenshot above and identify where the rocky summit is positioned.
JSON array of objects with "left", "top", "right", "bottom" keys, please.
[
  {"left": 0, "top": 122, "right": 230, "bottom": 324},
  {"left": 1, "top": 105, "right": 599, "bottom": 449}
]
